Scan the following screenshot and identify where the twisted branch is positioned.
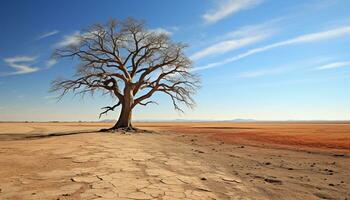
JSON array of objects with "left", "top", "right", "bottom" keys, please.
[{"left": 99, "top": 101, "right": 122, "bottom": 118}]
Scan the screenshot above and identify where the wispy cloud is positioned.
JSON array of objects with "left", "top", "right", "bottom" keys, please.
[
  {"left": 2, "top": 56, "right": 39, "bottom": 76},
  {"left": 46, "top": 59, "right": 57, "bottom": 68},
  {"left": 37, "top": 30, "right": 59, "bottom": 40},
  {"left": 190, "top": 20, "right": 278, "bottom": 60},
  {"left": 149, "top": 28, "right": 173, "bottom": 36},
  {"left": 190, "top": 35, "right": 267, "bottom": 60},
  {"left": 224, "top": 18, "right": 282, "bottom": 39},
  {"left": 56, "top": 28, "right": 173, "bottom": 48},
  {"left": 316, "top": 61, "right": 350, "bottom": 70},
  {"left": 237, "top": 57, "right": 339, "bottom": 78},
  {"left": 193, "top": 25, "right": 350, "bottom": 71},
  {"left": 55, "top": 31, "right": 81, "bottom": 47},
  {"left": 203, "top": 0, "right": 264, "bottom": 24},
  {"left": 55, "top": 30, "right": 104, "bottom": 48},
  {"left": 238, "top": 67, "right": 289, "bottom": 78}
]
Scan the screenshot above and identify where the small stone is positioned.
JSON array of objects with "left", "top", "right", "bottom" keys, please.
[
  {"left": 264, "top": 178, "right": 282, "bottom": 185},
  {"left": 71, "top": 176, "right": 100, "bottom": 183},
  {"left": 221, "top": 176, "right": 241, "bottom": 183}
]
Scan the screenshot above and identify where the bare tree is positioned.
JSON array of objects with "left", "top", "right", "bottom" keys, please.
[{"left": 51, "top": 18, "right": 200, "bottom": 131}]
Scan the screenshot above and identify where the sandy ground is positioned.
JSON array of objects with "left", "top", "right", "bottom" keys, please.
[{"left": 0, "top": 122, "right": 349, "bottom": 200}]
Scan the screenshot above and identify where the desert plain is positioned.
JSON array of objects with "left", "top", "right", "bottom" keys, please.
[{"left": 0, "top": 122, "right": 349, "bottom": 200}]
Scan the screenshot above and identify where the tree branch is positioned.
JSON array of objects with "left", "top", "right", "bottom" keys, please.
[
  {"left": 99, "top": 101, "right": 122, "bottom": 119},
  {"left": 51, "top": 18, "right": 200, "bottom": 120}
]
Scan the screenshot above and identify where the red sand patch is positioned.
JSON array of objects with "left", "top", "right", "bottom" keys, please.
[{"left": 137, "top": 122, "right": 350, "bottom": 153}]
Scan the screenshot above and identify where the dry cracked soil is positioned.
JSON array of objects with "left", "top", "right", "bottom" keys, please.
[{"left": 0, "top": 122, "right": 349, "bottom": 200}]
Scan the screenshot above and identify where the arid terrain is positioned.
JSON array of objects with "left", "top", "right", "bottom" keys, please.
[{"left": 0, "top": 122, "right": 349, "bottom": 200}]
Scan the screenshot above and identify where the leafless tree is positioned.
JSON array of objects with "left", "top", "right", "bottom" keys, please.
[{"left": 51, "top": 18, "right": 200, "bottom": 131}]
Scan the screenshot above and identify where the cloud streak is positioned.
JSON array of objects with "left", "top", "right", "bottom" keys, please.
[
  {"left": 316, "top": 61, "right": 350, "bottom": 70},
  {"left": 190, "top": 35, "right": 267, "bottom": 60},
  {"left": 190, "top": 20, "right": 279, "bottom": 60},
  {"left": 46, "top": 59, "right": 57, "bottom": 68},
  {"left": 203, "top": 0, "right": 263, "bottom": 24},
  {"left": 37, "top": 30, "right": 59, "bottom": 40},
  {"left": 56, "top": 27, "right": 173, "bottom": 48},
  {"left": 55, "top": 30, "right": 104, "bottom": 48},
  {"left": 238, "top": 67, "right": 289, "bottom": 78},
  {"left": 2, "top": 56, "right": 39, "bottom": 75},
  {"left": 55, "top": 31, "right": 81, "bottom": 47},
  {"left": 149, "top": 28, "right": 173, "bottom": 36},
  {"left": 193, "top": 25, "right": 350, "bottom": 71},
  {"left": 236, "top": 58, "right": 319, "bottom": 78}
]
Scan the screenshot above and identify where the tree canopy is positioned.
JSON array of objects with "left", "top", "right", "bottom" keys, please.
[{"left": 51, "top": 18, "right": 200, "bottom": 130}]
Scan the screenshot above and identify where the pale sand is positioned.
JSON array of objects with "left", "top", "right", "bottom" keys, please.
[{"left": 0, "top": 122, "right": 349, "bottom": 200}]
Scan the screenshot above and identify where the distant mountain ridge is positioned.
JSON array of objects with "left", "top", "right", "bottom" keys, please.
[{"left": 228, "top": 118, "right": 257, "bottom": 122}]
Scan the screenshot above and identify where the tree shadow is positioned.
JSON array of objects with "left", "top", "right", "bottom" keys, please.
[{"left": 0, "top": 130, "right": 97, "bottom": 141}]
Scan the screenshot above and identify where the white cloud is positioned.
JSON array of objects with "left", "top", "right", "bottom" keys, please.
[
  {"left": 203, "top": 0, "right": 263, "bottom": 24},
  {"left": 316, "top": 61, "right": 350, "bottom": 70},
  {"left": 225, "top": 19, "right": 281, "bottom": 39},
  {"left": 190, "top": 35, "right": 267, "bottom": 60},
  {"left": 46, "top": 59, "right": 57, "bottom": 68},
  {"left": 56, "top": 28, "right": 172, "bottom": 49},
  {"left": 237, "top": 57, "right": 337, "bottom": 78},
  {"left": 55, "top": 31, "right": 81, "bottom": 47},
  {"left": 3, "top": 56, "right": 39, "bottom": 75},
  {"left": 37, "top": 30, "right": 59, "bottom": 40},
  {"left": 55, "top": 30, "right": 104, "bottom": 48},
  {"left": 193, "top": 25, "right": 350, "bottom": 71},
  {"left": 238, "top": 67, "right": 288, "bottom": 78},
  {"left": 191, "top": 19, "right": 279, "bottom": 61},
  {"left": 149, "top": 28, "right": 172, "bottom": 36}
]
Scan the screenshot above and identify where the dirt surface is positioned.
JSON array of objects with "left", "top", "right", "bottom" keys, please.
[
  {"left": 0, "top": 122, "right": 349, "bottom": 200},
  {"left": 138, "top": 122, "right": 350, "bottom": 153}
]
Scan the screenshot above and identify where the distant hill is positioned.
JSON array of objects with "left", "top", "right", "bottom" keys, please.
[{"left": 229, "top": 118, "right": 257, "bottom": 122}]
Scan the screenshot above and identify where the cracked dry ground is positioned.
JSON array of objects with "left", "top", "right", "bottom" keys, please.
[
  {"left": 0, "top": 131, "right": 251, "bottom": 200},
  {"left": 0, "top": 123, "right": 349, "bottom": 200}
]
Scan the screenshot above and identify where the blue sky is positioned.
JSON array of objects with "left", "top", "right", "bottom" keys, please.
[{"left": 1, "top": 0, "right": 350, "bottom": 121}]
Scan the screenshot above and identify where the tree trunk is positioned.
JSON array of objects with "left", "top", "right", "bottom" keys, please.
[
  {"left": 111, "top": 85, "right": 134, "bottom": 130},
  {"left": 113, "top": 103, "right": 132, "bottom": 129}
]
